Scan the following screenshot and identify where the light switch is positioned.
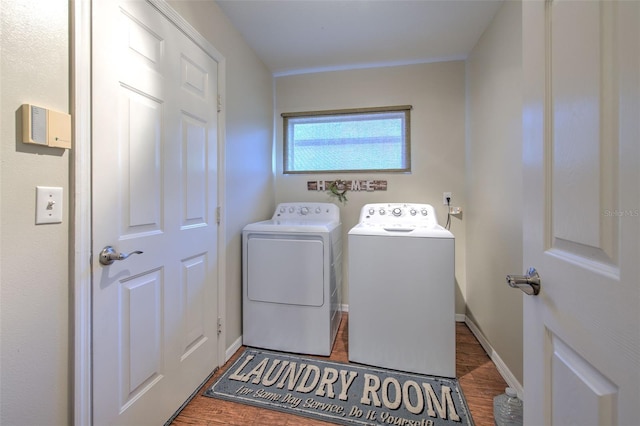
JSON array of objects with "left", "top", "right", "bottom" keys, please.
[{"left": 36, "top": 186, "right": 63, "bottom": 224}]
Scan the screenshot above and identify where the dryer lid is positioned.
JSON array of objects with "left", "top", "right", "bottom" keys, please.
[{"left": 243, "top": 219, "right": 339, "bottom": 233}]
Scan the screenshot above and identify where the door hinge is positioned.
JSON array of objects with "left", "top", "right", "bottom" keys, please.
[
  {"left": 216, "top": 206, "right": 221, "bottom": 225},
  {"left": 217, "top": 95, "right": 222, "bottom": 113},
  {"left": 217, "top": 317, "right": 223, "bottom": 335}
]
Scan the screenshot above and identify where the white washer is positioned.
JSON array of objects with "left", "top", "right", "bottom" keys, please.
[
  {"left": 348, "top": 203, "right": 455, "bottom": 377},
  {"left": 243, "top": 202, "right": 342, "bottom": 356}
]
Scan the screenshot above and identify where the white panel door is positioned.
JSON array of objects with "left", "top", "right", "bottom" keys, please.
[
  {"left": 522, "top": 1, "right": 639, "bottom": 424},
  {"left": 91, "top": 1, "right": 220, "bottom": 424}
]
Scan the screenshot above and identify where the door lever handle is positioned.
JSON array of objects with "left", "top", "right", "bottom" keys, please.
[
  {"left": 99, "top": 245, "right": 143, "bottom": 266},
  {"left": 506, "top": 267, "right": 541, "bottom": 296}
]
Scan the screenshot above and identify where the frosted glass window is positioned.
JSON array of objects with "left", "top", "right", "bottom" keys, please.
[{"left": 283, "top": 106, "right": 411, "bottom": 174}]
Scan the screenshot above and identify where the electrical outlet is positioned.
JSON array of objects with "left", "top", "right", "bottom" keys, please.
[{"left": 443, "top": 192, "right": 452, "bottom": 205}]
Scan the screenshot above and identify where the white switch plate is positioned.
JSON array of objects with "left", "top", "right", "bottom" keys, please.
[{"left": 36, "top": 186, "right": 63, "bottom": 224}]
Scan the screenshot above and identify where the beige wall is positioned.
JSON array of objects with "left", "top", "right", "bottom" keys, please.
[
  {"left": 275, "top": 62, "right": 467, "bottom": 315},
  {"left": 1, "top": 1, "right": 273, "bottom": 423},
  {"left": 0, "top": 0, "right": 70, "bottom": 424},
  {"left": 168, "top": 0, "right": 274, "bottom": 354},
  {"left": 0, "top": 1, "right": 525, "bottom": 422},
  {"left": 466, "top": 0, "right": 523, "bottom": 384}
]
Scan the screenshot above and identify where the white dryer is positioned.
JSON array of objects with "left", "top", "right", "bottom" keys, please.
[
  {"left": 242, "top": 202, "right": 342, "bottom": 356},
  {"left": 348, "top": 203, "right": 455, "bottom": 377}
]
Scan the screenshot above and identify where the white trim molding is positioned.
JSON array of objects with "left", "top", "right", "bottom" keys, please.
[
  {"left": 464, "top": 315, "right": 523, "bottom": 399},
  {"left": 226, "top": 336, "right": 243, "bottom": 362},
  {"left": 72, "top": 0, "right": 92, "bottom": 424}
]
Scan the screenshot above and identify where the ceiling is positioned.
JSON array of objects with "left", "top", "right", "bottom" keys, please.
[{"left": 215, "top": 0, "right": 503, "bottom": 76}]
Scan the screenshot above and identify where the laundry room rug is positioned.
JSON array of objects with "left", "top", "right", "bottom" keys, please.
[{"left": 204, "top": 348, "right": 474, "bottom": 426}]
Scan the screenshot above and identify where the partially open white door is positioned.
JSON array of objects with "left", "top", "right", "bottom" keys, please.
[
  {"left": 522, "top": 0, "right": 639, "bottom": 424},
  {"left": 91, "top": 1, "right": 221, "bottom": 423}
]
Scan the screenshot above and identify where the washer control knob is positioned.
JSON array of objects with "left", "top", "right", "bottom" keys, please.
[
  {"left": 379, "top": 208, "right": 386, "bottom": 215},
  {"left": 279, "top": 207, "right": 286, "bottom": 213},
  {"left": 392, "top": 207, "right": 402, "bottom": 217},
  {"left": 315, "top": 207, "right": 322, "bottom": 214},
  {"left": 300, "top": 207, "right": 309, "bottom": 215},
  {"left": 421, "top": 209, "right": 428, "bottom": 216},
  {"left": 368, "top": 208, "right": 375, "bottom": 215},
  {"left": 289, "top": 207, "right": 295, "bottom": 213},
  {"left": 410, "top": 209, "right": 417, "bottom": 216}
]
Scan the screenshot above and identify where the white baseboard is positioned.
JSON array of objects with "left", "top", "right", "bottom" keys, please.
[
  {"left": 464, "top": 315, "right": 523, "bottom": 399},
  {"left": 226, "top": 336, "right": 243, "bottom": 362}
]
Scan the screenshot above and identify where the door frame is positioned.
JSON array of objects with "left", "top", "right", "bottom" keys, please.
[{"left": 71, "top": 1, "right": 227, "bottom": 424}]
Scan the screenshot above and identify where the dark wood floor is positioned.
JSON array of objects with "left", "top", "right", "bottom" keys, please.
[{"left": 172, "top": 313, "right": 507, "bottom": 426}]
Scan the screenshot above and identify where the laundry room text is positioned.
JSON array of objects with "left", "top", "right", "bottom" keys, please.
[{"left": 227, "top": 353, "right": 462, "bottom": 423}]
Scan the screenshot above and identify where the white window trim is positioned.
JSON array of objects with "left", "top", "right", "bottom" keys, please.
[{"left": 282, "top": 105, "right": 412, "bottom": 174}]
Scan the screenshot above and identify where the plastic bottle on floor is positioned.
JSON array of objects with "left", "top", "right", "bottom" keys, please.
[{"left": 493, "top": 387, "right": 523, "bottom": 426}]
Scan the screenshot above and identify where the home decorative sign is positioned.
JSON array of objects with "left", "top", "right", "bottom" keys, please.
[
  {"left": 308, "top": 179, "right": 387, "bottom": 204},
  {"left": 307, "top": 180, "right": 388, "bottom": 192}
]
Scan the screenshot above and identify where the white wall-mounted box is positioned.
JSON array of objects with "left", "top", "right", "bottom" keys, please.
[{"left": 21, "top": 104, "right": 72, "bottom": 149}]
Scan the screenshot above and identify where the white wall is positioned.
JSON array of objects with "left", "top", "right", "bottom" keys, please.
[
  {"left": 275, "top": 62, "right": 467, "bottom": 314},
  {"left": 0, "top": 0, "right": 70, "bottom": 424},
  {"left": 466, "top": 0, "right": 523, "bottom": 384}
]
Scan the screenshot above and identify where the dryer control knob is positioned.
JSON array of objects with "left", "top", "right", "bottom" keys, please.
[
  {"left": 410, "top": 209, "right": 417, "bottom": 216},
  {"left": 315, "top": 207, "right": 322, "bottom": 214},
  {"left": 289, "top": 207, "right": 295, "bottom": 213},
  {"left": 379, "top": 208, "right": 386, "bottom": 215},
  {"left": 280, "top": 207, "right": 286, "bottom": 213},
  {"left": 300, "top": 207, "right": 309, "bottom": 215},
  {"left": 421, "top": 209, "right": 428, "bottom": 216},
  {"left": 392, "top": 207, "right": 402, "bottom": 217},
  {"left": 368, "top": 208, "right": 375, "bottom": 215}
]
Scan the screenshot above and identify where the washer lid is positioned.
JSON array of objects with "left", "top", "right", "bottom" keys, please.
[
  {"left": 349, "top": 202, "right": 453, "bottom": 237},
  {"left": 348, "top": 222, "right": 453, "bottom": 238},
  {"left": 356, "top": 203, "right": 439, "bottom": 226}
]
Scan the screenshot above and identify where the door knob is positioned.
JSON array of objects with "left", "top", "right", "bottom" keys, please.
[
  {"left": 506, "top": 267, "right": 541, "bottom": 296},
  {"left": 99, "top": 246, "right": 143, "bottom": 266}
]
